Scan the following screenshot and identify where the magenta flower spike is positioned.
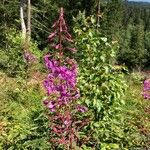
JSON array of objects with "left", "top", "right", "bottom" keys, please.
[
  {"left": 142, "top": 79, "right": 150, "bottom": 100},
  {"left": 42, "top": 8, "right": 89, "bottom": 149}
]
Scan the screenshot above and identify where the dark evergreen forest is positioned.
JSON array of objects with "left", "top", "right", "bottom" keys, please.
[{"left": 0, "top": 0, "right": 150, "bottom": 70}]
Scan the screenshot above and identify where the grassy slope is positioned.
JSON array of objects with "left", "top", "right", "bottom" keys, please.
[
  {"left": 124, "top": 74, "right": 150, "bottom": 148},
  {"left": 0, "top": 72, "right": 149, "bottom": 149},
  {"left": 0, "top": 72, "right": 50, "bottom": 149}
]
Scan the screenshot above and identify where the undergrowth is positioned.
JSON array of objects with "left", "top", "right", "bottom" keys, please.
[{"left": 0, "top": 70, "right": 150, "bottom": 149}]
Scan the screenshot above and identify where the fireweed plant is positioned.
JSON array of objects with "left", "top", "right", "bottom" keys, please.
[
  {"left": 43, "top": 8, "right": 89, "bottom": 149},
  {"left": 23, "top": 50, "right": 37, "bottom": 64},
  {"left": 142, "top": 79, "right": 150, "bottom": 100}
]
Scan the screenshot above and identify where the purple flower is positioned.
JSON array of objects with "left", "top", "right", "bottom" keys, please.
[
  {"left": 143, "top": 80, "right": 150, "bottom": 91},
  {"left": 44, "top": 79, "right": 55, "bottom": 95},
  {"left": 64, "top": 118, "right": 71, "bottom": 126},
  {"left": 47, "top": 101, "right": 55, "bottom": 108},
  {"left": 72, "top": 90, "right": 80, "bottom": 100},
  {"left": 142, "top": 79, "right": 150, "bottom": 100},
  {"left": 24, "top": 51, "right": 37, "bottom": 63},
  {"left": 43, "top": 99, "right": 49, "bottom": 105},
  {"left": 76, "top": 105, "right": 88, "bottom": 113},
  {"left": 48, "top": 101, "right": 56, "bottom": 112},
  {"left": 43, "top": 99, "right": 56, "bottom": 112},
  {"left": 43, "top": 55, "right": 78, "bottom": 101},
  {"left": 143, "top": 93, "right": 149, "bottom": 99}
]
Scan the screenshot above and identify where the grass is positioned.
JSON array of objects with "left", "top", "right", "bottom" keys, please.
[
  {"left": 0, "top": 72, "right": 50, "bottom": 149},
  {"left": 0, "top": 71, "right": 150, "bottom": 149},
  {"left": 123, "top": 73, "right": 150, "bottom": 148}
]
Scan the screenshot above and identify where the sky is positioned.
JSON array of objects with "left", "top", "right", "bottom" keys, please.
[{"left": 128, "top": 0, "right": 150, "bottom": 2}]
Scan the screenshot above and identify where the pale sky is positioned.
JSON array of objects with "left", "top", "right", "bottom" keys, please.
[{"left": 128, "top": 0, "right": 150, "bottom": 2}]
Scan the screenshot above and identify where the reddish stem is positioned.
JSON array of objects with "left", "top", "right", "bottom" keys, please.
[{"left": 58, "top": 7, "right": 63, "bottom": 64}]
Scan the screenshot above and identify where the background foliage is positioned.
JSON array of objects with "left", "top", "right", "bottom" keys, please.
[
  {"left": 0, "top": 0, "right": 150, "bottom": 70},
  {"left": 0, "top": 0, "right": 150, "bottom": 149}
]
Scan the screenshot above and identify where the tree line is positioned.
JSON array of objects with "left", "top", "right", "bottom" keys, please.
[{"left": 0, "top": 0, "right": 150, "bottom": 70}]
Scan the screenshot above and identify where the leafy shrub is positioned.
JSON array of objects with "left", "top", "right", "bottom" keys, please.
[
  {"left": 74, "top": 13, "right": 126, "bottom": 119},
  {"left": 0, "top": 29, "right": 43, "bottom": 78},
  {"left": 72, "top": 13, "right": 147, "bottom": 149},
  {"left": 0, "top": 29, "right": 26, "bottom": 77}
]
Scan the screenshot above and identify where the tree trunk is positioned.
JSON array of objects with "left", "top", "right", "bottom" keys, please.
[
  {"left": 20, "top": 0, "right": 26, "bottom": 42},
  {"left": 26, "top": 0, "right": 31, "bottom": 45}
]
